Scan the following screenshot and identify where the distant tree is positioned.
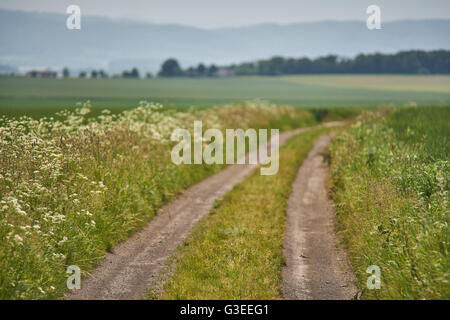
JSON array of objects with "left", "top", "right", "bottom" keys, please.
[
  {"left": 91, "top": 70, "right": 98, "bottom": 78},
  {"left": 131, "top": 67, "right": 140, "bottom": 78},
  {"left": 78, "top": 71, "right": 86, "bottom": 78},
  {"left": 98, "top": 70, "right": 108, "bottom": 78},
  {"left": 122, "top": 67, "right": 140, "bottom": 78},
  {"left": 158, "top": 59, "right": 183, "bottom": 77},
  {"left": 196, "top": 63, "right": 206, "bottom": 76},
  {"left": 233, "top": 62, "right": 257, "bottom": 75},
  {"left": 146, "top": 72, "right": 153, "bottom": 78},
  {"left": 295, "top": 58, "right": 312, "bottom": 73},
  {"left": 208, "top": 64, "right": 218, "bottom": 77},
  {"left": 62, "top": 67, "right": 70, "bottom": 78},
  {"left": 185, "top": 67, "right": 197, "bottom": 77},
  {"left": 258, "top": 56, "right": 284, "bottom": 75}
]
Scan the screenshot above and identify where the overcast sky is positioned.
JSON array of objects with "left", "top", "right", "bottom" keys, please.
[{"left": 1, "top": 0, "right": 450, "bottom": 28}]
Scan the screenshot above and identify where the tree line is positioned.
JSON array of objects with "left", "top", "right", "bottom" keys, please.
[
  {"left": 61, "top": 67, "right": 152, "bottom": 79},
  {"left": 157, "top": 59, "right": 219, "bottom": 77},
  {"left": 60, "top": 50, "right": 449, "bottom": 79},
  {"left": 159, "top": 50, "right": 450, "bottom": 77},
  {"left": 233, "top": 50, "right": 450, "bottom": 75}
]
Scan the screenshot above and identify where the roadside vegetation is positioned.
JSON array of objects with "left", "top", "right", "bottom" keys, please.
[
  {"left": 0, "top": 100, "right": 318, "bottom": 299},
  {"left": 330, "top": 107, "right": 449, "bottom": 299},
  {"left": 159, "top": 128, "right": 326, "bottom": 299}
]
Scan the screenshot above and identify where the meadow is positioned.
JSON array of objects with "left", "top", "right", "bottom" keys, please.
[{"left": 1, "top": 75, "right": 450, "bottom": 118}]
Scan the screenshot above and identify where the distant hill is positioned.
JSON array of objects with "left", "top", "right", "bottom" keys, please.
[{"left": 1, "top": 9, "right": 450, "bottom": 73}]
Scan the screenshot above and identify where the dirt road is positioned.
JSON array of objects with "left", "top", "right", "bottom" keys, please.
[
  {"left": 67, "top": 126, "right": 322, "bottom": 300},
  {"left": 283, "top": 133, "right": 356, "bottom": 300}
]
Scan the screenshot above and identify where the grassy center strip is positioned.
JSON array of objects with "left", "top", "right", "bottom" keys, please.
[{"left": 157, "top": 127, "right": 325, "bottom": 299}]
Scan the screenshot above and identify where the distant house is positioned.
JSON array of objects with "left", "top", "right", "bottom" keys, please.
[{"left": 26, "top": 70, "right": 57, "bottom": 78}]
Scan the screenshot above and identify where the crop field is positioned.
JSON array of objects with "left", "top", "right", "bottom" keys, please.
[{"left": 1, "top": 75, "right": 450, "bottom": 118}]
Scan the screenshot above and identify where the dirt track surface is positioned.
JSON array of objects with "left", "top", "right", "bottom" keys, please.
[
  {"left": 283, "top": 133, "right": 356, "bottom": 300},
  {"left": 66, "top": 125, "right": 327, "bottom": 300}
]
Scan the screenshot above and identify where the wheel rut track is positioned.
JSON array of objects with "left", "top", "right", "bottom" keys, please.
[
  {"left": 67, "top": 124, "right": 343, "bottom": 300},
  {"left": 283, "top": 133, "right": 356, "bottom": 300}
]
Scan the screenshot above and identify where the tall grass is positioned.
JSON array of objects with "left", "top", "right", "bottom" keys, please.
[
  {"left": 0, "top": 100, "right": 315, "bottom": 299},
  {"left": 330, "top": 107, "right": 449, "bottom": 299}
]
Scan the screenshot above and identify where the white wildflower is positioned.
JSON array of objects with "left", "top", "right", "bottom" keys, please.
[{"left": 14, "top": 234, "right": 23, "bottom": 244}]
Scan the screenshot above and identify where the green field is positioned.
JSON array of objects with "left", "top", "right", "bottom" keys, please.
[{"left": 1, "top": 75, "right": 449, "bottom": 118}]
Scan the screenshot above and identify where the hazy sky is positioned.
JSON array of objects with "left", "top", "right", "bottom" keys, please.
[{"left": 1, "top": 0, "right": 450, "bottom": 28}]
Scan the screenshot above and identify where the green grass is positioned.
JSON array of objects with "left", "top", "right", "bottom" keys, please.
[
  {"left": 1, "top": 75, "right": 449, "bottom": 118},
  {"left": 387, "top": 106, "right": 449, "bottom": 161},
  {"left": 159, "top": 128, "right": 325, "bottom": 299},
  {"left": 330, "top": 106, "right": 449, "bottom": 299}
]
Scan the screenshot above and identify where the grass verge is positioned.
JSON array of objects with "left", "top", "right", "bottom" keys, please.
[
  {"left": 330, "top": 107, "right": 449, "bottom": 299},
  {"left": 158, "top": 128, "right": 325, "bottom": 299}
]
